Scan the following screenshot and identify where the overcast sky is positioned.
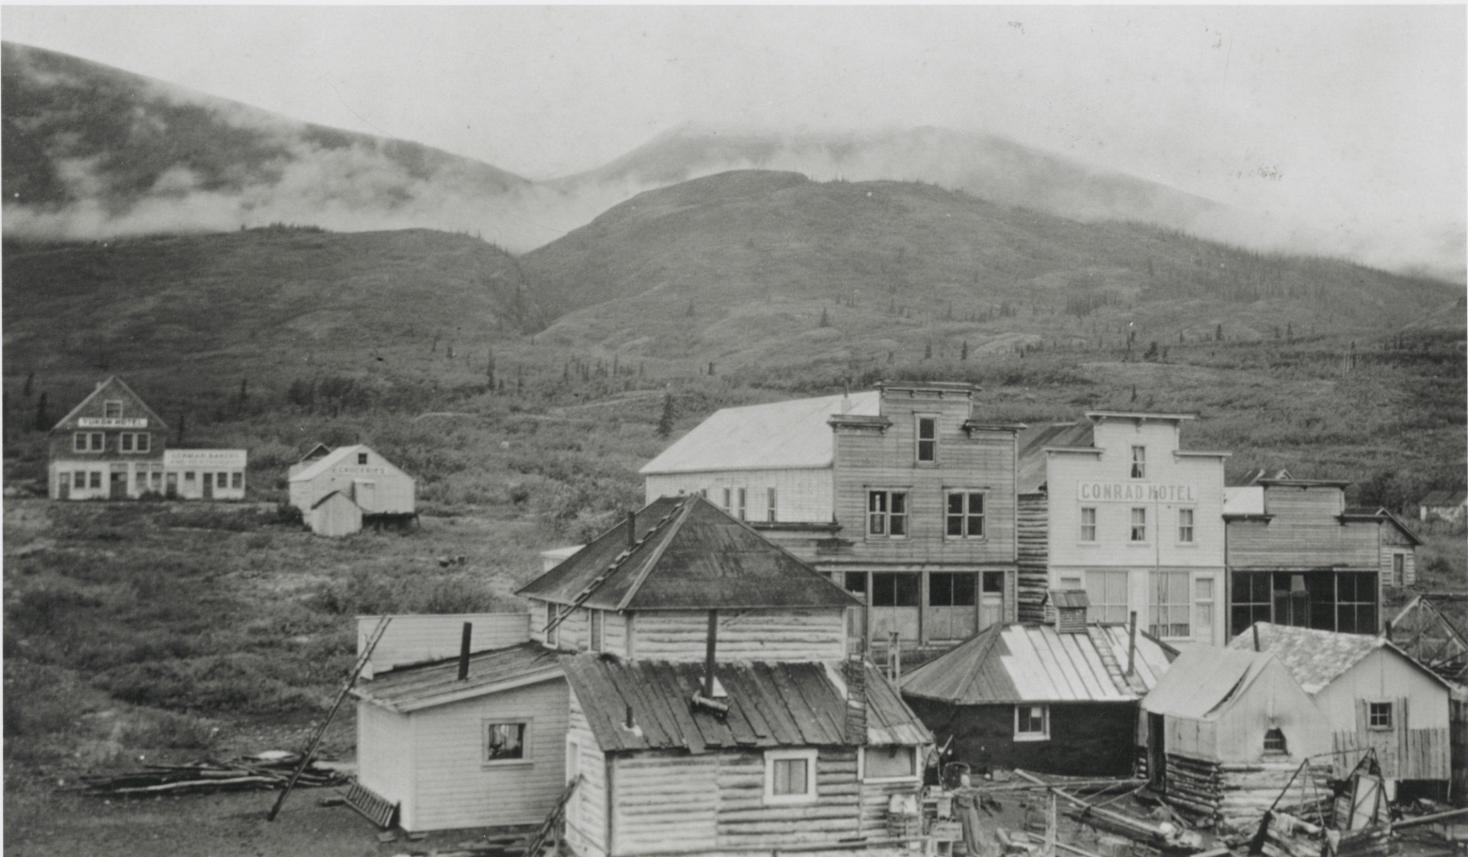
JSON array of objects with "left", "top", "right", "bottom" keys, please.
[{"left": 4, "top": 5, "right": 1465, "bottom": 269}]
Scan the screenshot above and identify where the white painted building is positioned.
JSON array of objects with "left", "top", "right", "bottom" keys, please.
[
  {"left": 1018, "top": 412, "right": 1229, "bottom": 647},
  {"left": 288, "top": 444, "right": 415, "bottom": 516},
  {"left": 163, "top": 449, "right": 247, "bottom": 500}
]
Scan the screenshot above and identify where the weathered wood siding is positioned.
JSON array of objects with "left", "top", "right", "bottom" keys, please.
[
  {"left": 713, "top": 748, "right": 862, "bottom": 847},
  {"left": 355, "top": 702, "right": 414, "bottom": 819},
  {"left": 1331, "top": 727, "right": 1450, "bottom": 781},
  {"left": 1451, "top": 691, "right": 1467, "bottom": 806},
  {"left": 610, "top": 752, "right": 718, "bottom": 855},
  {"left": 1017, "top": 493, "right": 1050, "bottom": 623},
  {"left": 1161, "top": 754, "right": 1332, "bottom": 834},
  {"left": 860, "top": 773, "right": 922, "bottom": 837},
  {"left": 1226, "top": 486, "right": 1378, "bottom": 569},
  {"left": 630, "top": 608, "right": 847, "bottom": 661},
  {"left": 1379, "top": 522, "right": 1416, "bottom": 587},
  {"left": 904, "top": 698, "right": 1140, "bottom": 776},
  {"left": 565, "top": 694, "right": 608, "bottom": 857},
  {"left": 406, "top": 677, "right": 569, "bottom": 832},
  {"left": 645, "top": 468, "right": 835, "bottom": 523},
  {"left": 357, "top": 612, "right": 530, "bottom": 677},
  {"left": 1312, "top": 646, "right": 1450, "bottom": 780}
]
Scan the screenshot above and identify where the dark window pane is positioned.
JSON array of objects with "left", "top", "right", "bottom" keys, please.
[
  {"left": 844, "top": 572, "right": 867, "bottom": 594},
  {"left": 954, "top": 573, "right": 978, "bottom": 606},
  {"left": 929, "top": 573, "right": 953, "bottom": 607},
  {"left": 894, "top": 574, "right": 920, "bottom": 606}
]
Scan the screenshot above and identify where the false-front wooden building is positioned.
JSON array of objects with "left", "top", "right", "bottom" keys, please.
[
  {"left": 640, "top": 382, "right": 1022, "bottom": 652},
  {"left": 901, "top": 591, "right": 1176, "bottom": 776},
  {"left": 1140, "top": 646, "right": 1329, "bottom": 833},
  {"left": 288, "top": 444, "right": 415, "bottom": 534},
  {"left": 47, "top": 376, "right": 247, "bottom": 500},
  {"left": 1227, "top": 622, "right": 1452, "bottom": 789},
  {"left": 1016, "top": 412, "right": 1229, "bottom": 647},
  {"left": 1223, "top": 476, "right": 1419, "bottom": 638}
]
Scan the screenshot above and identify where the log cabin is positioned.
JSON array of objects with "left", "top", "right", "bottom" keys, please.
[
  {"left": 900, "top": 591, "right": 1176, "bottom": 776},
  {"left": 1016, "top": 412, "right": 1230, "bottom": 647},
  {"left": 638, "top": 382, "right": 1024, "bottom": 654},
  {"left": 1139, "top": 646, "right": 1330, "bottom": 834},
  {"left": 1226, "top": 622, "right": 1452, "bottom": 794}
]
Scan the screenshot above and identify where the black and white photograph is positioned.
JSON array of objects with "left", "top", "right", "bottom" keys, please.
[{"left": 2, "top": 5, "right": 1465, "bottom": 856}]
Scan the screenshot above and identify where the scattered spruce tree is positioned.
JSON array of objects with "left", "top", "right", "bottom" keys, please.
[
  {"left": 33, "top": 392, "right": 49, "bottom": 431},
  {"left": 961, "top": 340, "right": 970, "bottom": 361},
  {"left": 657, "top": 393, "right": 675, "bottom": 438}
]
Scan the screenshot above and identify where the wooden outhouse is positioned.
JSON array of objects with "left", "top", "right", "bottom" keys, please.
[
  {"left": 560, "top": 653, "right": 931, "bottom": 857},
  {"left": 1227, "top": 622, "right": 1452, "bottom": 788},
  {"left": 1140, "top": 646, "right": 1329, "bottom": 832},
  {"left": 47, "top": 375, "right": 169, "bottom": 500},
  {"left": 308, "top": 490, "right": 363, "bottom": 538},
  {"left": 901, "top": 593, "right": 1176, "bottom": 776},
  {"left": 288, "top": 444, "right": 414, "bottom": 519}
]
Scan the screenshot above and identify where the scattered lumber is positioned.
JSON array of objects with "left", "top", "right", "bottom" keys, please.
[{"left": 77, "top": 754, "right": 350, "bottom": 797}]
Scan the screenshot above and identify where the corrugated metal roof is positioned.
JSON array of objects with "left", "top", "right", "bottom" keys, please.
[
  {"left": 1016, "top": 422, "right": 1095, "bottom": 492},
  {"left": 1046, "top": 590, "right": 1090, "bottom": 609},
  {"left": 900, "top": 623, "right": 1175, "bottom": 704},
  {"left": 517, "top": 495, "right": 857, "bottom": 611},
  {"left": 563, "top": 654, "right": 929, "bottom": 753},
  {"left": 288, "top": 444, "right": 412, "bottom": 484},
  {"left": 353, "top": 641, "right": 562, "bottom": 712},
  {"left": 639, "top": 391, "right": 880, "bottom": 474},
  {"left": 1141, "top": 646, "right": 1274, "bottom": 720},
  {"left": 1226, "top": 622, "right": 1450, "bottom": 695}
]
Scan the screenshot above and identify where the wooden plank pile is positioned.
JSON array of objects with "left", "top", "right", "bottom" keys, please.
[{"left": 77, "top": 754, "right": 349, "bottom": 797}]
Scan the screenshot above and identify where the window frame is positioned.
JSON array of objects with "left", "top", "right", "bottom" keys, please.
[
  {"left": 545, "top": 602, "right": 559, "bottom": 648},
  {"left": 482, "top": 718, "right": 532, "bottom": 766},
  {"left": 871, "top": 572, "right": 920, "bottom": 608},
  {"left": 766, "top": 487, "right": 778, "bottom": 523},
  {"left": 722, "top": 487, "right": 732, "bottom": 512},
  {"left": 231, "top": 472, "right": 243, "bottom": 489},
  {"left": 915, "top": 415, "right": 938, "bottom": 464},
  {"left": 859, "top": 746, "right": 921, "bottom": 783},
  {"left": 73, "top": 471, "right": 87, "bottom": 490},
  {"left": 944, "top": 490, "right": 986, "bottom": 539},
  {"left": 1392, "top": 553, "right": 1405, "bottom": 586},
  {"left": 736, "top": 487, "right": 747, "bottom": 521},
  {"left": 74, "top": 431, "right": 105, "bottom": 453},
  {"left": 89, "top": 471, "right": 102, "bottom": 489},
  {"left": 763, "top": 748, "right": 818, "bottom": 805},
  {"left": 1130, "top": 445, "right": 1146, "bottom": 479},
  {"left": 1263, "top": 727, "right": 1288, "bottom": 755},
  {"left": 1148, "top": 570, "right": 1191, "bottom": 639},
  {"left": 1129, "top": 507, "right": 1147, "bottom": 543},
  {"left": 867, "top": 489, "right": 909, "bottom": 539},
  {"left": 928, "top": 572, "right": 977, "bottom": 608},
  {"left": 1014, "top": 705, "right": 1050, "bottom": 742},
  {"left": 357, "top": 452, "right": 369, "bottom": 465},
  {"left": 589, "top": 609, "right": 604, "bottom": 652},
  {"left": 1086, "top": 570, "right": 1130, "bottom": 624},
  {"left": 1367, "top": 701, "right": 1393, "bottom": 731},
  {"left": 102, "top": 400, "right": 123, "bottom": 419},
  {"left": 1178, "top": 508, "right": 1195, "bottom": 544},
  {"left": 1079, "top": 506, "right": 1097, "bottom": 542}
]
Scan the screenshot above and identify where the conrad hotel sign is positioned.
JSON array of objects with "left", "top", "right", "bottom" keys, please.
[{"left": 1078, "top": 482, "right": 1197, "bottom": 503}]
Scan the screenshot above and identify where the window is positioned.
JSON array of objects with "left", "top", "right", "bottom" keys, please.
[
  {"left": 1080, "top": 507, "right": 1097, "bottom": 542},
  {"left": 1230, "top": 572, "right": 1273, "bottom": 638},
  {"left": 867, "top": 490, "right": 908, "bottom": 537},
  {"left": 1368, "top": 702, "right": 1393, "bottom": 730},
  {"left": 89, "top": 471, "right": 102, "bottom": 489},
  {"left": 1130, "top": 446, "right": 1146, "bottom": 479},
  {"left": 117, "top": 432, "right": 150, "bottom": 453},
  {"left": 231, "top": 472, "right": 243, "bottom": 489},
  {"left": 1149, "top": 571, "right": 1191, "bottom": 638},
  {"left": 589, "top": 610, "right": 604, "bottom": 652},
  {"left": 566, "top": 738, "right": 580, "bottom": 783},
  {"left": 73, "top": 471, "right": 86, "bottom": 490},
  {"left": 73, "top": 432, "right": 104, "bottom": 452},
  {"left": 871, "top": 573, "right": 919, "bottom": 607},
  {"left": 484, "top": 720, "right": 529, "bottom": 763},
  {"left": 722, "top": 487, "right": 732, "bottom": 511},
  {"left": 767, "top": 487, "right": 778, "bottom": 523},
  {"left": 216, "top": 472, "right": 228, "bottom": 489},
  {"left": 1014, "top": 705, "right": 1049, "bottom": 741},
  {"left": 764, "top": 749, "right": 817, "bottom": 804},
  {"left": 929, "top": 573, "right": 977, "bottom": 607},
  {"left": 1263, "top": 728, "right": 1287, "bottom": 755},
  {"left": 945, "top": 491, "right": 985, "bottom": 538},
  {"left": 1086, "top": 570, "right": 1130, "bottom": 624},
  {"left": 545, "top": 603, "right": 559, "bottom": 648},
  {"left": 1130, "top": 507, "right": 1147, "bottom": 542},
  {"left": 1336, "top": 572, "right": 1378, "bottom": 634},
  {"left": 861, "top": 746, "right": 919, "bottom": 782},
  {"left": 1392, "top": 554, "right": 1405, "bottom": 586},
  {"left": 843, "top": 572, "right": 867, "bottom": 596},
  {"left": 1178, "top": 508, "right": 1195, "bottom": 543},
  {"left": 357, "top": 452, "right": 369, "bottom": 465},
  {"left": 916, "top": 416, "right": 937, "bottom": 463},
  {"left": 103, "top": 400, "right": 123, "bottom": 419},
  {"left": 736, "top": 488, "right": 747, "bottom": 521},
  {"left": 1194, "top": 577, "right": 1215, "bottom": 640},
  {"left": 184, "top": 471, "right": 196, "bottom": 482}
]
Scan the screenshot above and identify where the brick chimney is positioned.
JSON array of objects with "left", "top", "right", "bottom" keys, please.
[
  {"left": 1047, "top": 589, "right": 1090, "bottom": 634},
  {"left": 843, "top": 655, "right": 867, "bottom": 746}
]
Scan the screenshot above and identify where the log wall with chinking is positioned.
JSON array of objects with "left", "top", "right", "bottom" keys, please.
[
  {"left": 609, "top": 751, "right": 719, "bottom": 855},
  {"left": 630, "top": 608, "right": 848, "bottom": 661},
  {"left": 712, "top": 748, "right": 862, "bottom": 846},
  {"left": 1160, "top": 755, "right": 1332, "bottom": 835},
  {"left": 1017, "top": 493, "right": 1051, "bottom": 623}
]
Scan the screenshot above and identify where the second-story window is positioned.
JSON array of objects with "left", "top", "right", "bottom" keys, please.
[
  {"left": 589, "top": 610, "right": 603, "bottom": 652},
  {"left": 916, "top": 416, "right": 937, "bottom": 464},
  {"left": 736, "top": 488, "right": 747, "bottom": 521},
  {"left": 1130, "top": 507, "right": 1147, "bottom": 542},
  {"left": 1080, "top": 507, "right": 1097, "bottom": 542},
  {"left": 722, "top": 487, "right": 732, "bottom": 511},
  {"left": 103, "top": 400, "right": 123, "bottom": 419},
  {"left": 868, "top": 490, "right": 908, "bottom": 537},
  {"left": 357, "top": 452, "right": 369, "bottom": 465},
  {"left": 766, "top": 487, "right": 778, "bottom": 523},
  {"left": 945, "top": 491, "right": 985, "bottom": 538},
  {"left": 74, "top": 432, "right": 105, "bottom": 452},
  {"left": 1130, "top": 446, "right": 1146, "bottom": 479},
  {"left": 1178, "top": 508, "right": 1195, "bottom": 543}
]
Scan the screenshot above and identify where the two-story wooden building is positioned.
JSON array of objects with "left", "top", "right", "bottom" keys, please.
[
  {"left": 47, "top": 376, "right": 246, "bottom": 501},
  {"left": 1016, "top": 412, "right": 1229, "bottom": 647},
  {"left": 1223, "top": 476, "right": 1420, "bottom": 637},
  {"left": 640, "top": 382, "right": 1022, "bottom": 651}
]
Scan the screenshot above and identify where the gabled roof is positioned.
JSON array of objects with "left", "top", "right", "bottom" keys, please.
[
  {"left": 639, "top": 391, "right": 880, "bottom": 475},
  {"left": 297, "top": 442, "right": 332, "bottom": 463},
  {"left": 1419, "top": 490, "right": 1468, "bottom": 508},
  {"left": 51, "top": 375, "right": 169, "bottom": 432},
  {"left": 352, "top": 641, "right": 562, "bottom": 713},
  {"left": 288, "top": 444, "right": 410, "bottom": 483},
  {"left": 310, "top": 489, "right": 355, "bottom": 511},
  {"left": 900, "top": 623, "right": 1176, "bottom": 705},
  {"left": 517, "top": 495, "right": 857, "bottom": 612},
  {"left": 1016, "top": 422, "right": 1095, "bottom": 492},
  {"left": 1339, "top": 507, "right": 1424, "bottom": 545},
  {"left": 1142, "top": 646, "right": 1279, "bottom": 719},
  {"left": 1228, "top": 468, "right": 1295, "bottom": 487},
  {"left": 1226, "top": 622, "right": 1451, "bottom": 695},
  {"left": 562, "top": 654, "right": 930, "bottom": 753}
]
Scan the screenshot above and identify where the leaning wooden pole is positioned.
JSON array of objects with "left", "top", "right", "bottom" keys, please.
[{"left": 267, "top": 615, "right": 392, "bottom": 822}]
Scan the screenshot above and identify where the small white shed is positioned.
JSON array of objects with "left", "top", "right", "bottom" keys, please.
[
  {"left": 289, "top": 444, "right": 414, "bottom": 516},
  {"left": 308, "top": 491, "right": 363, "bottom": 538}
]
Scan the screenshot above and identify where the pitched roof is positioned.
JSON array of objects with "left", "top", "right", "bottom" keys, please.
[
  {"left": 1226, "top": 622, "right": 1451, "bottom": 695},
  {"left": 639, "top": 391, "right": 880, "bottom": 474},
  {"left": 51, "top": 375, "right": 169, "bottom": 432},
  {"left": 352, "top": 641, "right": 562, "bottom": 712},
  {"left": 1016, "top": 422, "right": 1095, "bottom": 492},
  {"left": 517, "top": 495, "right": 857, "bottom": 612},
  {"left": 310, "top": 489, "right": 355, "bottom": 511},
  {"left": 288, "top": 444, "right": 410, "bottom": 483},
  {"left": 562, "top": 654, "right": 930, "bottom": 753},
  {"left": 1420, "top": 490, "right": 1468, "bottom": 508},
  {"left": 1141, "top": 646, "right": 1278, "bottom": 719},
  {"left": 900, "top": 623, "right": 1176, "bottom": 705}
]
